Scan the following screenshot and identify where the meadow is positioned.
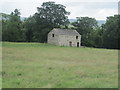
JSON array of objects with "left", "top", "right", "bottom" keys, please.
[{"left": 2, "top": 42, "right": 118, "bottom": 88}]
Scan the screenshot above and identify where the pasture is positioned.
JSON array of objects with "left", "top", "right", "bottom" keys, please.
[{"left": 2, "top": 42, "right": 118, "bottom": 88}]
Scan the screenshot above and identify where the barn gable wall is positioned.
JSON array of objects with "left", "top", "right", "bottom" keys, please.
[{"left": 47, "top": 30, "right": 59, "bottom": 46}]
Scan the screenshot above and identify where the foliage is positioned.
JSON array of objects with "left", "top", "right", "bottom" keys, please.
[
  {"left": 71, "top": 15, "right": 120, "bottom": 49},
  {"left": 72, "top": 17, "right": 98, "bottom": 47},
  {"left": 2, "top": 9, "right": 23, "bottom": 41},
  {"left": 35, "top": 1, "right": 70, "bottom": 28},
  {"left": 23, "top": 16, "right": 36, "bottom": 42},
  {"left": 102, "top": 15, "right": 120, "bottom": 49}
]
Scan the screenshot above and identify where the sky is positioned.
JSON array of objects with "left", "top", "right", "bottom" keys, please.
[{"left": 0, "top": 0, "right": 119, "bottom": 20}]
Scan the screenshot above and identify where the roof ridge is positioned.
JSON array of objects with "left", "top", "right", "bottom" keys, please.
[{"left": 53, "top": 28, "right": 80, "bottom": 36}]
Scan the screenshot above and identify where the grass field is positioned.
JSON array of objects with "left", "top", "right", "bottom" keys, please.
[
  {"left": 0, "top": 42, "right": 2, "bottom": 89},
  {"left": 2, "top": 42, "right": 118, "bottom": 88}
]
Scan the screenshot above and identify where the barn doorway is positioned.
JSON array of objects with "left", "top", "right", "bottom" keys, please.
[
  {"left": 77, "top": 42, "right": 79, "bottom": 47},
  {"left": 69, "top": 41, "right": 72, "bottom": 47}
]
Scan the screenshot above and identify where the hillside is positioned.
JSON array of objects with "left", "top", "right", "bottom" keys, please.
[
  {"left": 69, "top": 19, "right": 106, "bottom": 26},
  {"left": 2, "top": 42, "right": 118, "bottom": 88},
  {"left": 0, "top": 13, "right": 10, "bottom": 20}
]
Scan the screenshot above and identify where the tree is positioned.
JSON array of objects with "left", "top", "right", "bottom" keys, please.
[
  {"left": 23, "top": 16, "right": 36, "bottom": 42},
  {"left": 102, "top": 15, "right": 120, "bottom": 49},
  {"left": 72, "top": 17, "right": 98, "bottom": 47},
  {"left": 2, "top": 9, "right": 23, "bottom": 42},
  {"left": 93, "top": 27, "right": 104, "bottom": 48},
  {"left": 35, "top": 1, "right": 70, "bottom": 28},
  {"left": 2, "top": 13, "right": 10, "bottom": 41},
  {"left": 32, "top": 1, "right": 70, "bottom": 42}
]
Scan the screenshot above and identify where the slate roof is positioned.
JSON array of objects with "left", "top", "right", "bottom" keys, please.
[{"left": 53, "top": 28, "right": 80, "bottom": 36}]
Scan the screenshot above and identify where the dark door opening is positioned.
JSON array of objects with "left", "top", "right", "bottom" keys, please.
[
  {"left": 69, "top": 41, "right": 72, "bottom": 47},
  {"left": 77, "top": 42, "right": 79, "bottom": 47},
  {"left": 52, "top": 34, "right": 54, "bottom": 37}
]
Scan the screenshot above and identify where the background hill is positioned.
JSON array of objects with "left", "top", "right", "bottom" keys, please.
[{"left": 69, "top": 19, "right": 106, "bottom": 26}]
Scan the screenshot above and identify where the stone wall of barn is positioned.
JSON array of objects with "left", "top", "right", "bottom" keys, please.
[
  {"left": 47, "top": 30, "right": 59, "bottom": 46},
  {"left": 58, "top": 35, "right": 81, "bottom": 47}
]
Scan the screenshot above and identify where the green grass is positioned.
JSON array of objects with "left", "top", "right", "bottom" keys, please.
[
  {"left": 2, "top": 42, "right": 118, "bottom": 88},
  {"left": 0, "top": 42, "right": 2, "bottom": 90}
]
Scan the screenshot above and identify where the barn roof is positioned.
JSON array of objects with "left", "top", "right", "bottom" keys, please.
[{"left": 53, "top": 28, "right": 80, "bottom": 36}]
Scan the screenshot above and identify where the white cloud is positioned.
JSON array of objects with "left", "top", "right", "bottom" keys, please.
[
  {"left": 1, "top": 2, "right": 40, "bottom": 17},
  {"left": 1, "top": 0, "right": 118, "bottom": 20},
  {"left": 66, "top": 2, "right": 118, "bottom": 20},
  {"left": 96, "top": 9, "right": 118, "bottom": 20},
  {"left": 37, "top": 0, "right": 119, "bottom": 3}
]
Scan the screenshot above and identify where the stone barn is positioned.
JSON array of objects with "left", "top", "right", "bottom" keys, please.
[{"left": 47, "top": 28, "right": 81, "bottom": 47}]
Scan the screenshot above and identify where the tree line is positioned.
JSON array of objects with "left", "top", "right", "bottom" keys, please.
[{"left": 1, "top": 1, "right": 120, "bottom": 49}]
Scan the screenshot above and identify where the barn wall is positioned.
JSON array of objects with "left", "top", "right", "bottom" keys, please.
[
  {"left": 47, "top": 30, "right": 59, "bottom": 46},
  {"left": 58, "top": 35, "right": 81, "bottom": 47}
]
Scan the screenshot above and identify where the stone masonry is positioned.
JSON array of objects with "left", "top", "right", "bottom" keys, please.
[{"left": 47, "top": 28, "right": 81, "bottom": 47}]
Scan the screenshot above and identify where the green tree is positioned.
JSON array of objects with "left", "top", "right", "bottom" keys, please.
[
  {"left": 23, "top": 16, "right": 36, "bottom": 42},
  {"left": 72, "top": 17, "right": 98, "bottom": 47},
  {"left": 102, "top": 15, "right": 120, "bottom": 49},
  {"left": 32, "top": 1, "right": 70, "bottom": 42},
  {"left": 2, "top": 13, "right": 10, "bottom": 41},
  {"left": 35, "top": 1, "right": 70, "bottom": 28},
  {"left": 93, "top": 27, "right": 103, "bottom": 48},
  {"left": 2, "top": 9, "right": 23, "bottom": 42}
]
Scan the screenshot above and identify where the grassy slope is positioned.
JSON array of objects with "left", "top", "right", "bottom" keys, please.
[
  {"left": 2, "top": 42, "right": 118, "bottom": 88},
  {"left": 0, "top": 42, "right": 2, "bottom": 89}
]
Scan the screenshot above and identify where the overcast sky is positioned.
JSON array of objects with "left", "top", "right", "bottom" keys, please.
[{"left": 0, "top": 0, "right": 119, "bottom": 20}]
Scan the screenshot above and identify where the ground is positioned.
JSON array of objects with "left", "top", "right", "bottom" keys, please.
[{"left": 2, "top": 42, "right": 118, "bottom": 88}]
